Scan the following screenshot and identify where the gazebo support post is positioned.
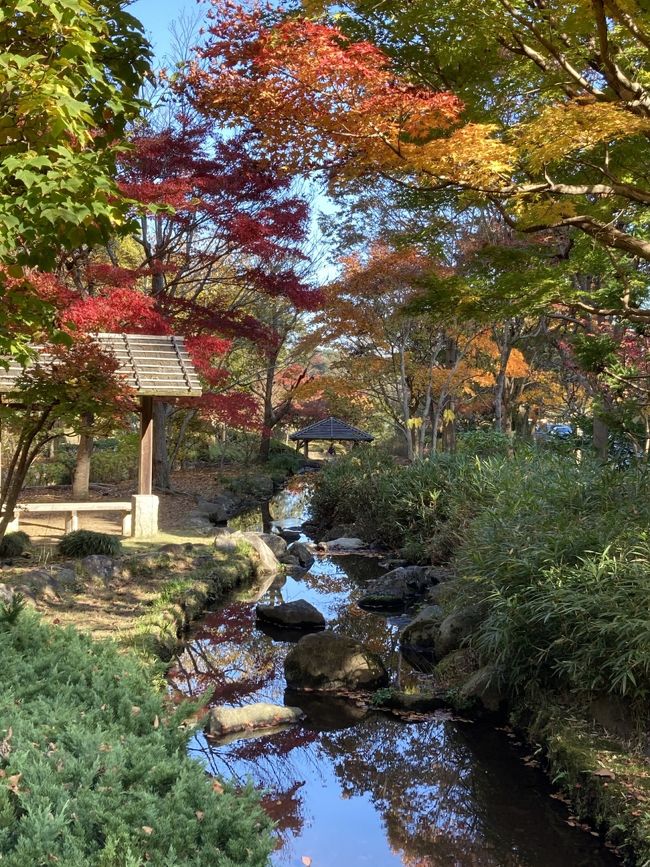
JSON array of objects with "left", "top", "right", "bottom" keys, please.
[
  {"left": 303, "top": 440, "right": 309, "bottom": 458},
  {"left": 131, "top": 395, "right": 159, "bottom": 537}
]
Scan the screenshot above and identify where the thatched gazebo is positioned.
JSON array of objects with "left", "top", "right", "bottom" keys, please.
[
  {"left": 290, "top": 416, "right": 373, "bottom": 457},
  {"left": 0, "top": 333, "right": 201, "bottom": 537}
]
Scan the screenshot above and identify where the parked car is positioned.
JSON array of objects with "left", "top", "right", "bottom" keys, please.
[{"left": 533, "top": 422, "right": 574, "bottom": 441}]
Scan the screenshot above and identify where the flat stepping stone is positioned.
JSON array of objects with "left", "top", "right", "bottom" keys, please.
[{"left": 208, "top": 702, "right": 305, "bottom": 736}]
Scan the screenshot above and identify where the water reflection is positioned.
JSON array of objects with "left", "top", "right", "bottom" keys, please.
[{"left": 168, "top": 478, "right": 618, "bottom": 867}]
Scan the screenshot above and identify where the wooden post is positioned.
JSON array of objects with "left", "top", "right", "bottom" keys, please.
[
  {"left": 303, "top": 440, "right": 309, "bottom": 458},
  {"left": 139, "top": 396, "right": 154, "bottom": 495},
  {"left": 65, "top": 511, "right": 79, "bottom": 534}
]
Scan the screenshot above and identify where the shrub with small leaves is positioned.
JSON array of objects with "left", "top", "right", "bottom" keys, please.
[
  {"left": 0, "top": 531, "right": 30, "bottom": 560},
  {"left": 0, "top": 593, "right": 25, "bottom": 626},
  {"left": 0, "top": 609, "right": 272, "bottom": 865},
  {"left": 58, "top": 530, "right": 122, "bottom": 558}
]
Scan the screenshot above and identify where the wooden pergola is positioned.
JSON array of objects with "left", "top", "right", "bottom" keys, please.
[
  {"left": 290, "top": 416, "right": 373, "bottom": 457},
  {"left": 0, "top": 333, "right": 202, "bottom": 537}
]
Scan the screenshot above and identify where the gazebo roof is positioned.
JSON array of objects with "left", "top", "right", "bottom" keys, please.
[
  {"left": 290, "top": 416, "right": 373, "bottom": 442},
  {"left": 0, "top": 333, "right": 202, "bottom": 398}
]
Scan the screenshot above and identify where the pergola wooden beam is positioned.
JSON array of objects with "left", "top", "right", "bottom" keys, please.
[
  {"left": 0, "top": 333, "right": 202, "bottom": 537},
  {"left": 139, "top": 395, "right": 154, "bottom": 497}
]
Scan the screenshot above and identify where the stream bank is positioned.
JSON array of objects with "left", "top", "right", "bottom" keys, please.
[
  {"left": 308, "top": 451, "right": 650, "bottom": 865},
  {"left": 168, "top": 477, "right": 621, "bottom": 866}
]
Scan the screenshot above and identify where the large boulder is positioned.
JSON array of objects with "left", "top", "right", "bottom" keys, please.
[
  {"left": 198, "top": 492, "right": 242, "bottom": 519},
  {"left": 259, "top": 533, "right": 287, "bottom": 559},
  {"left": 216, "top": 531, "right": 279, "bottom": 575},
  {"left": 208, "top": 703, "right": 305, "bottom": 736},
  {"left": 195, "top": 499, "right": 229, "bottom": 523},
  {"left": 256, "top": 599, "right": 325, "bottom": 630},
  {"left": 79, "top": 555, "right": 119, "bottom": 582},
  {"left": 284, "top": 631, "right": 389, "bottom": 691},
  {"left": 0, "top": 583, "right": 14, "bottom": 605},
  {"left": 188, "top": 514, "right": 215, "bottom": 535},
  {"left": 278, "top": 528, "right": 301, "bottom": 543},
  {"left": 425, "top": 579, "right": 461, "bottom": 606},
  {"left": 434, "top": 604, "right": 485, "bottom": 659},
  {"left": 401, "top": 603, "right": 484, "bottom": 661},
  {"left": 321, "top": 524, "right": 357, "bottom": 542},
  {"left": 287, "top": 541, "right": 315, "bottom": 569},
  {"left": 459, "top": 665, "right": 504, "bottom": 714},
  {"left": 358, "top": 566, "right": 430, "bottom": 610},
  {"left": 400, "top": 605, "right": 445, "bottom": 649},
  {"left": 50, "top": 567, "right": 80, "bottom": 593}
]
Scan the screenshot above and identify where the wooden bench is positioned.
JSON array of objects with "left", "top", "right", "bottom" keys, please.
[{"left": 13, "top": 501, "right": 133, "bottom": 536}]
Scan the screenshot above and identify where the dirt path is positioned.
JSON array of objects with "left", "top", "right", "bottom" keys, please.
[{"left": 16, "top": 466, "right": 245, "bottom": 544}]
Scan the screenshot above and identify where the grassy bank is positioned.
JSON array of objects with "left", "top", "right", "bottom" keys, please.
[
  {"left": 0, "top": 459, "right": 293, "bottom": 863},
  {"left": 0, "top": 537, "right": 260, "bottom": 655},
  {"left": 0, "top": 606, "right": 272, "bottom": 866},
  {"left": 312, "top": 444, "right": 650, "bottom": 861}
]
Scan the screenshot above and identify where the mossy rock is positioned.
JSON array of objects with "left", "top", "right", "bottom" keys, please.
[{"left": 285, "top": 631, "right": 388, "bottom": 691}]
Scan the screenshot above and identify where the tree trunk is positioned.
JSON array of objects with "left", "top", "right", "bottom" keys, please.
[
  {"left": 0, "top": 413, "right": 55, "bottom": 539},
  {"left": 431, "top": 403, "right": 442, "bottom": 454},
  {"left": 259, "top": 350, "right": 278, "bottom": 463},
  {"left": 259, "top": 431, "right": 272, "bottom": 462},
  {"left": 593, "top": 414, "right": 609, "bottom": 460},
  {"left": 398, "top": 343, "right": 414, "bottom": 461},
  {"left": 442, "top": 401, "right": 457, "bottom": 453},
  {"left": 494, "top": 325, "right": 513, "bottom": 434},
  {"left": 153, "top": 400, "right": 172, "bottom": 490},
  {"left": 72, "top": 413, "right": 94, "bottom": 499}
]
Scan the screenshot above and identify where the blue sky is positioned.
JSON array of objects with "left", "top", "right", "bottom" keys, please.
[
  {"left": 130, "top": 0, "right": 200, "bottom": 62},
  {"left": 129, "top": 0, "right": 339, "bottom": 284}
]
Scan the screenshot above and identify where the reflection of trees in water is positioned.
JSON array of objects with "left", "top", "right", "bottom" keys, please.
[
  {"left": 319, "top": 716, "right": 498, "bottom": 866},
  {"left": 231, "top": 476, "right": 315, "bottom": 534},
  {"left": 170, "top": 603, "right": 284, "bottom": 705},
  {"left": 191, "top": 724, "right": 324, "bottom": 853},
  {"left": 168, "top": 483, "right": 614, "bottom": 867},
  {"left": 319, "top": 717, "right": 615, "bottom": 867}
]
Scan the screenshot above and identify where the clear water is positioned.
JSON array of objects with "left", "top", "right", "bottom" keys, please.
[{"left": 168, "top": 477, "right": 619, "bottom": 867}]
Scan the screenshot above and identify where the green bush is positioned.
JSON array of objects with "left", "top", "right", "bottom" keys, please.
[
  {"left": 58, "top": 530, "right": 122, "bottom": 558},
  {"left": 24, "top": 458, "right": 74, "bottom": 487},
  {"left": 0, "top": 610, "right": 272, "bottom": 865},
  {"left": 476, "top": 550, "right": 650, "bottom": 702},
  {"left": 314, "top": 445, "right": 650, "bottom": 708},
  {"left": 456, "top": 429, "right": 515, "bottom": 457},
  {"left": 0, "top": 531, "right": 30, "bottom": 559},
  {"left": 311, "top": 449, "right": 506, "bottom": 556},
  {"left": 90, "top": 433, "right": 139, "bottom": 483}
]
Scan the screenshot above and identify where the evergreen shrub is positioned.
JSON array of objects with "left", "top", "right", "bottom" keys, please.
[
  {"left": 0, "top": 610, "right": 272, "bottom": 865},
  {"left": 0, "top": 531, "right": 30, "bottom": 559},
  {"left": 58, "top": 530, "right": 122, "bottom": 558}
]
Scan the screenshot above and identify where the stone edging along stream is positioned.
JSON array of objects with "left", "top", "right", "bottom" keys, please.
[{"left": 128, "top": 537, "right": 267, "bottom": 660}]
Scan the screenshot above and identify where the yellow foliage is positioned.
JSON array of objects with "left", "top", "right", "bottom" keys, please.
[
  {"left": 514, "top": 199, "right": 578, "bottom": 229},
  {"left": 517, "top": 102, "right": 650, "bottom": 169},
  {"left": 398, "top": 123, "right": 515, "bottom": 186},
  {"left": 505, "top": 348, "right": 530, "bottom": 379}
]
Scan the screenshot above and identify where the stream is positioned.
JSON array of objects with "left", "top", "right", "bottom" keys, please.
[{"left": 168, "top": 475, "right": 619, "bottom": 867}]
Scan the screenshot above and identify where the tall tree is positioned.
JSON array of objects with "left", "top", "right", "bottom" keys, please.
[
  {"left": 185, "top": 1, "right": 650, "bottom": 317},
  {"left": 0, "top": 0, "right": 150, "bottom": 357},
  {"left": 116, "top": 111, "right": 319, "bottom": 486}
]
